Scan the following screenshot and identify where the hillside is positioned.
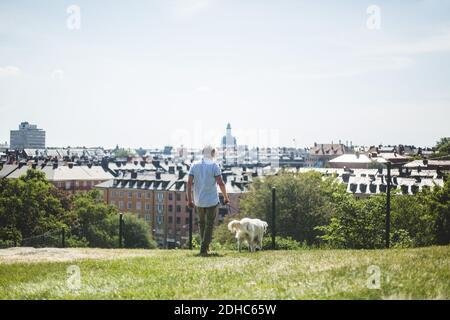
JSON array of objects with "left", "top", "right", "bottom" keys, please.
[{"left": 0, "top": 246, "right": 449, "bottom": 299}]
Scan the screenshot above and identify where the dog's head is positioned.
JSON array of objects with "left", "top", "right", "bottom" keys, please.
[{"left": 227, "top": 220, "right": 241, "bottom": 233}]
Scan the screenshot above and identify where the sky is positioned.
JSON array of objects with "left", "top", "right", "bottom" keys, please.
[{"left": 0, "top": 0, "right": 449, "bottom": 149}]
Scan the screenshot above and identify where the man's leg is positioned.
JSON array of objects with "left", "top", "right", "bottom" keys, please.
[
  {"left": 197, "top": 207, "right": 207, "bottom": 254},
  {"left": 201, "top": 205, "right": 217, "bottom": 253}
]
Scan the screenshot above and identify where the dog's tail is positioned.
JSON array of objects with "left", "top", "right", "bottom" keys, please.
[
  {"left": 262, "top": 221, "right": 268, "bottom": 233},
  {"left": 228, "top": 220, "right": 240, "bottom": 233}
]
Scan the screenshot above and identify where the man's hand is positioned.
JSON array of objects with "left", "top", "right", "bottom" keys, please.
[
  {"left": 223, "top": 197, "right": 230, "bottom": 205},
  {"left": 188, "top": 200, "right": 195, "bottom": 208}
]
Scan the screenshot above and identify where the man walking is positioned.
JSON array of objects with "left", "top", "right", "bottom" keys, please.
[{"left": 187, "top": 145, "right": 229, "bottom": 255}]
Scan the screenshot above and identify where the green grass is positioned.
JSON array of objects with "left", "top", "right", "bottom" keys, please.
[{"left": 1, "top": 246, "right": 449, "bottom": 299}]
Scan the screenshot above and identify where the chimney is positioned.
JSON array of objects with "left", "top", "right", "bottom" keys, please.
[
  {"left": 31, "top": 163, "right": 37, "bottom": 169},
  {"left": 53, "top": 162, "right": 58, "bottom": 169},
  {"left": 68, "top": 162, "right": 74, "bottom": 169},
  {"left": 152, "top": 160, "right": 160, "bottom": 167},
  {"left": 155, "top": 172, "right": 161, "bottom": 180},
  {"left": 131, "top": 171, "right": 138, "bottom": 179}
]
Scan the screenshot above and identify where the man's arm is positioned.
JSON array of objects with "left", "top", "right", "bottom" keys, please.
[
  {"left": 216, "top": 175, "right": 229, "bottom": 204},
  {"left": 187, "top": 175, "right": 194, "bottom": 208}
]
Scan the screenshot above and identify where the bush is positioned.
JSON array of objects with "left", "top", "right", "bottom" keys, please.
[
  {"left": 236, "top": 171, "right": 345, "bottom": 246},
  {"left": 262, "top": 236, "right": 303, "bottom": 250},
  {"left": 122, "top": 214, "right": 157, "bottom": 249}
]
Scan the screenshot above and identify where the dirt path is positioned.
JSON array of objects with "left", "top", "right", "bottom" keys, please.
[{"left": 0, "top": 247, "right": 156, "bottom": 264}]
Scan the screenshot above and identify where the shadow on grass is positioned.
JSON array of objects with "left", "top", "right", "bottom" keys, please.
[{"left": 193, "top": 252, "right": 225, "bottom": 258}]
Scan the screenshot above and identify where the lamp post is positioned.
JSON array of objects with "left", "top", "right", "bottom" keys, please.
[
  {"left": 271, "top": 187, "right": 276, "bottom": 250},
  {"left": 386, "top": 162, "right": 391, "bottom": 248},
  {"left": 119, "top": 212, "right": 123, "bottom": 248}
]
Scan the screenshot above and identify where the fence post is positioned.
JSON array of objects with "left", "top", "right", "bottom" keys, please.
[
  {"left": 61, "top": 227, "right": 65, "bottom": 248},
  {"left": 386, "top": 162, "right": 391, "bottom": 248},
  {"left": 188, "top": 207, "right": 193, "bottom": 250},
  {"left": 271, "top": 187, "right": 276, "bottom": 250},
  {"left": 119, "top": 213, "right": 123, "bottom": 248}
]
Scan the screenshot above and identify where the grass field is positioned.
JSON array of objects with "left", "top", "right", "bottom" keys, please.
[{"left": 0, "top": 246, "right": 449, "bottom": 299}]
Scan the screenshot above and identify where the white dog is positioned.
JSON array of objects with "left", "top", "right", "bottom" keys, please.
[{"left": 228, "top": 218, "right": 268, "bottom": 252}]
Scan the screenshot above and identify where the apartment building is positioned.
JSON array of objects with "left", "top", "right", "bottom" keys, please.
[
  {"left": 3, "top": 161, "right": 113, "bottom": 193},
  {"left": 10, "top": 122, "right": 46, "bottom": 149}
]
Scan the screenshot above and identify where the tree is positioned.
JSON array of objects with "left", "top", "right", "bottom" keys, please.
[
  {"left": 69, "top": 190, "right": 157, "bottom": 248},
  {"left": 114, "top": 149, "right": 129, "bottom": 158},
  {"left": 69, "top": 190, "right": 121, "bottom": 248},
  {"left": 214, "top": 171, "right": 344, "bottom": 246},
  {"left": 122, "top": 214, "right": 157, "bottom": 249},
  {"left": 435, "top": 137, "right": 450, "bottom": 156},
  {"left": 428, "top": 179, "right": 450, "bottom": 245},
  {"left": 0, "top": 169, "right": 73, "bottom": 246}
]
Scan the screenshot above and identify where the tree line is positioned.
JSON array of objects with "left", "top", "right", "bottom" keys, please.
[
  {"left": 0, "top": 169, "right": 156, "bottom": 248},
  {"left": 214, "top": 170, "right": 449, "bottom": 249}
]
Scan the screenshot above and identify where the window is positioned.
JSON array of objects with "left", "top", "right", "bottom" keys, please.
[
  {"left": 137, "top": 192, "right": 142, "bottom": 199},
  {"left": 119, "top": 191, "right": 124, "bottom": 198},
  {"left": 185, "top": 206, "right": 190, "bottom": 212},
  {"left": 128, "top": 192, "right": 132, "bottom": 198},
  {"left": 145, "top": 214, "right": 151, "bottom": 221},
  {"left": 168, "top": 216, "right": 173, "bottom": 224},
  {"left": 185, "top": 217, "right": 189, "bottom": 225},
  {"left": 136, "top": 201, "right": 142, "bottom": 210},
  {"left": 146, "top": 192, "right": 151, "bottom": 199},
  {"left": 176, "top": 217, "right": 181, "bottom": 224},
  {"left": 111, "top": 191, "right": 116, "bottom": 198},
  {"left": 75, "top": 181, "right": 79, "bottom": 187},
  {"left": 176, "top": 193, "right": 181, "bottom": 201},
  {"left": 176, "top": 205, "right": 181, "bottom": 213},
  {"left": 65, "top": 182, "right": 71, "bottom": 190},
  {"left": 127, "top": 202, "right": 132, "bottom": 209},
  {"left": 157, "top": 193, "right": 164, "bottom": 201},
  {"left": 83, "top": 181, "right": 88, "bottom": 187},
  {"left": 119, "top": 201, "right": 124, "bottom": 209},
  {"left": 169, "top": 205, "right": 173, "bottom": 212},
  {"left": 145, "top": 204, "right": 151, "bottom": 212},
  {"left": 169, "top": 193, "right": 173, "bottom": 201}
]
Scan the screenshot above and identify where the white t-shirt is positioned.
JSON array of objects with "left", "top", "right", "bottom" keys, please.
[{"left": 188, "top": 158, "right": 222, "bottom": 208}]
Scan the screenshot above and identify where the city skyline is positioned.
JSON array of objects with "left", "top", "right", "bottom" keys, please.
[{"left": 1, "top": 0, "right": 450, "bottom": 148}]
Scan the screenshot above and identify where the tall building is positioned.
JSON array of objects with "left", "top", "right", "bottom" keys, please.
[
  {"left": 221, "top": 123, "right": 237, "bottom": 149},
  {"left": 10, "top": 122, "right": 46, "bottom": 149}
]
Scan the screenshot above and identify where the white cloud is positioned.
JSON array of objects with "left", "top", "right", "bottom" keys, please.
[{"left": 0, "top": 66, "right": 21, "bottom": 77}]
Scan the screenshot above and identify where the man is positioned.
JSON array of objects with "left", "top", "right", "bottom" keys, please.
[{"left": 187, "top": 145, "right": 229, "bottom": 255}]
